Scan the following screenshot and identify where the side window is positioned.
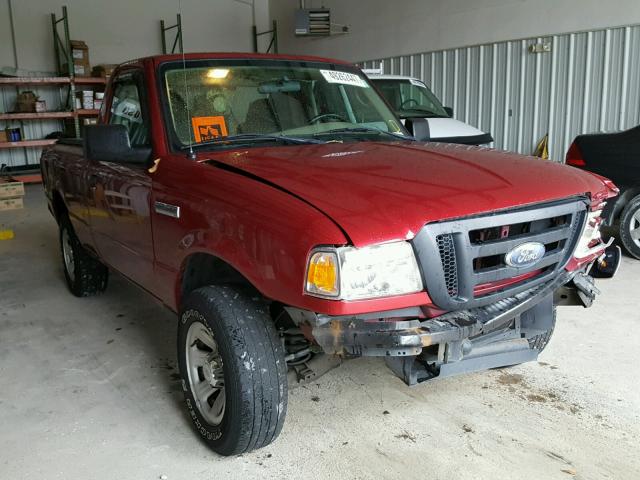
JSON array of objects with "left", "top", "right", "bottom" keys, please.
[{"left": 109, "top": 73, "right": 149, "bottom": 146}]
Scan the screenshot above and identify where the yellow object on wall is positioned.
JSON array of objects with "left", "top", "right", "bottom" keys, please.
[{"left": 533, "top": 134, "right": 549, "bottom": 160}]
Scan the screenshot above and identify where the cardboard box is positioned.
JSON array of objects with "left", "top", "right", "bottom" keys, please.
[
  {"left": 0, "top": 197, "right": 23, "bottom": 211},
  {"left": 72, "top": 62, "right": 90, "bottom": 76},
  {"left": 71, "top": 40, "right": 89, "bottom": 63},
  {"left": 62, "top": 62, "right": 90, "bottom": 77},
  {"left": 0, "top": 130, "right": 8, "bottom": 143},
  {"left": 60, "top": 40, "right": 91, "bottom": 76},
  {"left": 70, "top": 40, "right": 90, "bottom": 77},
  {"left": 16, "top": 91, "right": 38, "bottom": 112},
  {"left": 0, "top": 182, "right": 25, "bottom": 199}
]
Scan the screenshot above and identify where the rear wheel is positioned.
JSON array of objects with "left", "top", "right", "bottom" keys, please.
[
  {"left": 177, "top": 286, "right": 288, "bottom": 456},
  {"left": 619, "top": 195, "right": 640, "bottom": 259},
  {"left": 59, "top": 217, "right": 108, "bottom": 297}
]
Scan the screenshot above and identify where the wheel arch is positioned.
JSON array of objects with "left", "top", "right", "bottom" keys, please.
[
  {"left": 176, "top": 251, "right": 261, "bottom": 310},
  {"left": 51, "top": 189, "right": 68, "bottom": 224},
  {"left": 606, "top": 187, "right": 640, "bottom": 225}
]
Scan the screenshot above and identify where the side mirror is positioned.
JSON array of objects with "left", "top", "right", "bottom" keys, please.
[
  {"left": 405, "top": 118, "right": 430, "bottom": 141},
  {"left": 84, "top": 124, "right": 151, "bottom": 165},
  {"left": 444, "top": 106, "right": 454, "bottom": 118}
]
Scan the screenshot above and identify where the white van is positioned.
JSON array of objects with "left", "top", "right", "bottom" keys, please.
[{"left": 366, "top": 72, "right": 493, "bottom": 145}]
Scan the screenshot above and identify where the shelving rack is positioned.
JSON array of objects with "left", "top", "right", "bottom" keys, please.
[
  {"left": 0, "top": 139, "right": 57, "bottom": 150},
  {"left": 0, "top": 6, "right": 105, "bottom": 167},
  {"left": 0, "top": 76, "right": 105, "bottom": 151},
  {"left": 253, "top": 20, "right": 278, "bottom": 54},
  {"left": 51, "top": 5, "right": 80, "bottom": 138},
  {"left": 160, "top": 14, "right": 184, "bottom": 55}
]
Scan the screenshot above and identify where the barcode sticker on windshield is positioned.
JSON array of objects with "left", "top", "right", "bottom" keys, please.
[
  {"left": 113, "top": 99, "right": 142, "bottom": 123},
  {"left": 320, "top": 70, "right": 369, "bottom": 88}
]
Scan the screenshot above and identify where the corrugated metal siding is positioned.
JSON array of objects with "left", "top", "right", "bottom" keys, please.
[
  {"left": 0, "top": 84, "right": 69, "bottom": 168},
  {"left": 362, "top": 24, "right": 640, "bottom": 162}
]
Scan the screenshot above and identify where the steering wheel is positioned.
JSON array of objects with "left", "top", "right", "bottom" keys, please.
[
  {"left": 400, "top": 98, "right": 420, "bottom": 109},
  {"left": 308, "top": 113, "right": 347, "bottom": 124}
]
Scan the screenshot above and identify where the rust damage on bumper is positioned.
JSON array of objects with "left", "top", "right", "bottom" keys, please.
[{"left": 287, "top": 270, "right": 601, "bottom": 385}]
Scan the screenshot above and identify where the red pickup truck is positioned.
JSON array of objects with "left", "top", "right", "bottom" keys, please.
[{"left": 41, "top": 53, "right": 618, "bottom": 455}]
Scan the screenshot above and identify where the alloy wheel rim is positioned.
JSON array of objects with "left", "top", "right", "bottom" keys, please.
[
  {"left": 185, "top": 321, "right": 226, "bottom": 426},
  {"left": 62, "top": 229, "right": 75, "bottom": 282},
  {"left": 631, "top": 209, "right": 640, "bottom": 248}
]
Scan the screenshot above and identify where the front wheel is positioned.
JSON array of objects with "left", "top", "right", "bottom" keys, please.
[{"left": 177, "top": 286, "right": 288, "bottom": 456}]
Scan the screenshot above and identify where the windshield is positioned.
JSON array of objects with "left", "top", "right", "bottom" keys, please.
[
  {"left": 161, "top": 60, "right": 408, "bottom": 149},
  {"left": 372, "top": 79, "right": 448, "bottom": 118}
]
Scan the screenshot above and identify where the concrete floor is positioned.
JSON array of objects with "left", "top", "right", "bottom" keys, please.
[{"left": 1, "top": 185, "right": 639, "bottom": 480}]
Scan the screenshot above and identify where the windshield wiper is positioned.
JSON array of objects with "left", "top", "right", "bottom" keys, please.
[
  {"left": 181, "top": 133, "right": 325, "bottom": 150},
  {"left": 313, "top": 127, "right": 414, "bottom": 141}
]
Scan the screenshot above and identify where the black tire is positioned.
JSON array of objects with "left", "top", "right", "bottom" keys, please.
[
  {"left": 59, "top": 217, "right": 108, "bottom": 297},
  {"left": 619, "top": 195, "right": 640, "bottom": 259},
  {"left": 177, "top": 285, "right": 288, "bottom": 456},
  {"left": 527, "top": 307, "right": 556, "bottom": 352}
]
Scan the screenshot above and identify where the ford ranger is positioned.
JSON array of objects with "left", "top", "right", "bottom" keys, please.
[{"left": 41, "top": 53, "right": 618, "bottom": 456}]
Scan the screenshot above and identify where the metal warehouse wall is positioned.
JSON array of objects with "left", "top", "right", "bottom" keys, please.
[{"left": 361, "top": 24, "right": 640, "bottom": 162}]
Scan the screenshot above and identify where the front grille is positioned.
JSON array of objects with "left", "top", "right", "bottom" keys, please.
[
  {"left": 468, "top": 211, "right": 572, "bottom": 285},
  {"left": 436, "top": 234, "right": 458, "bottom": 297},
  {"left": 412, "top": 198, "right": 588, "bottom": 311}
]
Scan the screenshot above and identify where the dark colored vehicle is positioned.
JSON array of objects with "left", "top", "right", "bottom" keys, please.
[
  {"left": 567, "top": 125, "right": 640, "bottom": 258},
  {"left": 42, "top": 53, "right": 617, "bottom": 456}
]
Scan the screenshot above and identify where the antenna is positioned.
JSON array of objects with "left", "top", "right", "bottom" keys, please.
[{"left": 178, "top": 0, "right": 196, "bottom": 160}]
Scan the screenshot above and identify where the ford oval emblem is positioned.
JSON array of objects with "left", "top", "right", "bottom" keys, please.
[{"left": 504, "top": 242, "right": 546, "bottom": 268}]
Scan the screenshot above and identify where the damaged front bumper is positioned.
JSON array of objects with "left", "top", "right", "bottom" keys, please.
[{"left": 287, "top": 269, "right": 606, "bottom": 386}]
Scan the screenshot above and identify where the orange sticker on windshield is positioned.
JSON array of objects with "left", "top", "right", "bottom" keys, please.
[{"left": 192, "top": 116, "right": 228, "bottom": 142}]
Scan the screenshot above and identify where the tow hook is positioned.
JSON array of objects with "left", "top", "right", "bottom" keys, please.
[{"left": 572, "top": 272, "right": 601, "bottom": 308}]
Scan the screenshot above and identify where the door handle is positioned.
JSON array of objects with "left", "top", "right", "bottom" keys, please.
[{"left": 154, "top": 201, "right": 181, "bottom": 218}]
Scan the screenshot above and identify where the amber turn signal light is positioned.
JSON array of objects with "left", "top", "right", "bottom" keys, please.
[{"left": 306, "top": 251, "right": 339, "bottom": 297}]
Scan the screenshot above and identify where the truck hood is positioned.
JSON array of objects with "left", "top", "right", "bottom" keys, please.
[
  {"left": 206, "top": 141, "right": 609, "bottom": 247},
  {"left": 425, "top": 117, "right": 485, "bottom": 139},
  {"left": 400, "top": 117, "right": 492, "bottom": 144}
]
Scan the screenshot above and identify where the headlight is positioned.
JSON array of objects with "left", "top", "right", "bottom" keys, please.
[
  {"left": 573, "top": 209, "right": 603, "bottom": 259},
  {"left": 305, "top": 241, "right": 423, "bottom": 300}
]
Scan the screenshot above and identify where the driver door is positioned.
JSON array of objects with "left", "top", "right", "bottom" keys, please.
[{"left": 87, "top": 68, "right": 155, "bottom": 287}]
